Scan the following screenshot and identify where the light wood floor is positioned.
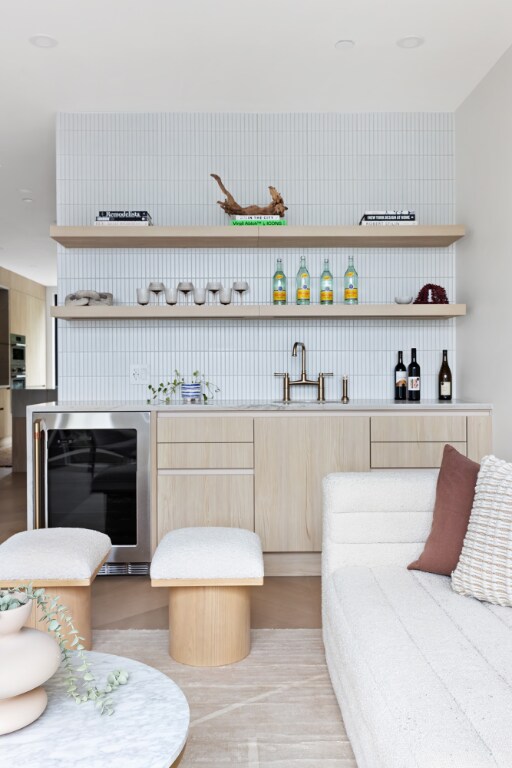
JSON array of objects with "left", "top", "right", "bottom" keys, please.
[{"left": 0, "top": 469, "right": 321, "bottom": 629}]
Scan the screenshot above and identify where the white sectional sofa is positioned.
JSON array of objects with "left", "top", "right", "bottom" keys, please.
[{"left": 322, "top": 470, "right": 512, "bottom": 768}]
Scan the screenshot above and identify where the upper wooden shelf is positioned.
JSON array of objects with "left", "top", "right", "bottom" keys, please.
[
  {"left": 51, "top": 304, "right": 467, "bottom": 321},
  {"left": 50, "top": 225, "right": 465, "bottom": 249}
]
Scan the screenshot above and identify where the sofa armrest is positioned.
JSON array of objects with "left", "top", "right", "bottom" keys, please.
[{"left": 322, "top": 470, "right": 438, "bottom": 576}]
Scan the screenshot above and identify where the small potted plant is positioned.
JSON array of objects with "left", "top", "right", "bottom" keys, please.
[{"left": 147, "top": 369, "right": 220, "bottom": 405}]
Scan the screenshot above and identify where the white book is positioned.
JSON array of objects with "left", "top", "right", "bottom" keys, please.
[
  {"left": 234, "top": 215, "right": 281, "bottom": 221},
  {"left": 361, "top": 221, "right": 418, "bottom": 226},
  {"left": 363, "top": 210, "right": 415, "bottom": 215},
  {"left": 93, "top": 221, "right": 152, "bottom": 227}
]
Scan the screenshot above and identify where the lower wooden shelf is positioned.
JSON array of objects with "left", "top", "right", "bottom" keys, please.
[{"left": 51, "top": 304, "right": 466, "bottom": 320}]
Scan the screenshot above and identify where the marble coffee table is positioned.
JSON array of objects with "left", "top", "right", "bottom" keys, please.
[{"left": 0, "top": 651, "right": 189, "bottom": 767}]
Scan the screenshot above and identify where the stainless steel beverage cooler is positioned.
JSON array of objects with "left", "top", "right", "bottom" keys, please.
[{"left": 30, "top": 411, "right": 151, "bottom": 574}]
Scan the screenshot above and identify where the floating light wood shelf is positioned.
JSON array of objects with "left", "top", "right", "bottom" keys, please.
[
  {"left": 50, "top": 225, "right": 465, "bottom": 249},
  {"left": 51, "top": 304, "right": 467, "bottom": 321}
]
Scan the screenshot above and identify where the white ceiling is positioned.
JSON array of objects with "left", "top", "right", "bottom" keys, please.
[{"left": 1, "top": 0, "right": 512, "bottom": 286}]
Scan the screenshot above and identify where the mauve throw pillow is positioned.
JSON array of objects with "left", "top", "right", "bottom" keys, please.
[{"left": 408, "top": 445, "right": 480, "bottom": 576}]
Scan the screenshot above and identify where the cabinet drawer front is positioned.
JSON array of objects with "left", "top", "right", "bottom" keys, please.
[
  {"left": 371, "top": 441, "right": 467, "bottom": 468},
  {"left": 371, "top": 415, "right": 466, "bottom": 443},
  {"left": 158, "top": 442, "right": 253, "bottom": 469},
  {"left": 157, "top": 474, "right": 254, "bottom": 540},
  {"left": 157, "top": 416, "right": 253, "bottom": 443}
]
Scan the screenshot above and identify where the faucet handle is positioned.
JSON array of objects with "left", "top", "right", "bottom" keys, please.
[
  {"left": 317, "top": 372, "right": 333, "bottom": 403},
  {"left": 274, "top": 372, "right": 290, "bottom": 403}
]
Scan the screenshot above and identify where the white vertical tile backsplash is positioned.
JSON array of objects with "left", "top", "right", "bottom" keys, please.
[{"left": 56, "top": 112, "right": 455, "bottom": 402}]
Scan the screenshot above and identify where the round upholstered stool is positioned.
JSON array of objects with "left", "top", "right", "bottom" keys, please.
[
  {"left": 150, "top": 527, "right": 264, "bottom": 667},
  {"left": 0, "top": 528, "right": 111, "bottom": 650}
]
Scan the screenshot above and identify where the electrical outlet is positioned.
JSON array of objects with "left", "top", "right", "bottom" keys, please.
[{"left": 130, "top": 365, "right": 148, "bottom": 385}]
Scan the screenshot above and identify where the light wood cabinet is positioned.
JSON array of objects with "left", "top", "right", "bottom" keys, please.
[
  {"left": 157, "top": 475, "right": 254, "bottom": 540},
  {"left": 156, "top": 415, "right": 255, "bottom": 542},
  {"left": 154, "top": 411, "right": 492, "bottom": 566},
  {"left": 158, "top": 442, "right": 253, "bottom": 470},
  {"left": 9, "top": 290, "right": 46, "bottom": 388},
  {"left": 0, "top": 389, "right": 11, "bottom": 440},
  {"left": 370, "top": 414, "right": 492, "bottom": 468},
  {"left": 254, "top": 416, "right": 370, "bottom": 552},
  {"left": 157, "top": 415, "right": 253, "bottom": 443},
  {"left": 371, "top": 441, "right": 467, "bottom": 469}
]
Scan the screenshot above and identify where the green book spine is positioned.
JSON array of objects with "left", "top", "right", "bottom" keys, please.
[{"left": 231, "top": 220, "right": 287, "bottom": 226}]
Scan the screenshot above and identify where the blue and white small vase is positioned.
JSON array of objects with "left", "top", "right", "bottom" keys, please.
[{"left": 181, "top": 382, "right": 202, "bottom": 404}]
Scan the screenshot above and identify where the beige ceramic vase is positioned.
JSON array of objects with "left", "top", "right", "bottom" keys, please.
[{"left": 0, "top": 595, "right": 61, "bottom": 735}]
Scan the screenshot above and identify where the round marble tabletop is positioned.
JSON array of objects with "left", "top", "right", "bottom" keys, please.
[{"left": 0, "top": 651, "right": 190, "bottom": 768}]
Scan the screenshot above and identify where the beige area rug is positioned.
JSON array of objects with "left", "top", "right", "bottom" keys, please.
[{"left": 94, "top": 628, "right": 356, "bottom": 768}]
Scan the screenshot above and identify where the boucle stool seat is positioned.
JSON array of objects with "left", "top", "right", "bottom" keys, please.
[
  {"left": 151, "top": 527, "right": 264, "bottom": 667},
  {"left": 0, "top": 528, "right": 111, "bottom": 650}
]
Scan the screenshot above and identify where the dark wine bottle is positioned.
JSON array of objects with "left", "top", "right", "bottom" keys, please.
[
  {"left": 394, "top": 351, "right": 407, "bottom": 401},
  {"left": 438, "top": 349, "right": 452, "bottom": 401},
  {"left": 407, "top": 348, "right": 421, "bottom": 402}
]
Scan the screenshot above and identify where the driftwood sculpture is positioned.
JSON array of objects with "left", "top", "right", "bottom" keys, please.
[
  {"left": 210, "top": 174, "right": 287, "bottom": 217},
  {"left": 413, "top": 284, "right": 449, "bottom": 304}
]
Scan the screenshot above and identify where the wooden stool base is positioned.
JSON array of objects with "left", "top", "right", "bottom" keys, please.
[
  {"left": 27, "top": 586, "right": 92, "bottom": 650},
  {"left": 169, "top": 585, "right": 251, "bottom": 666}
]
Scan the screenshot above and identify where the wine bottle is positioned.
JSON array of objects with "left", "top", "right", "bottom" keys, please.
[
  {"left": 394, "top": 351, "right": 407, "bottom": 401},
  {"left": 296, "top": 256, "right": 310, "bottom": 305},
  {"left": 438, "top": 349, "right": 452, "bottom": 401},
  {"left": 272, "top": 257, "right": 287, "bottom": 305},
  {"left": 320, "top": 258, "right": 334, "bottom": 305},
  {"left": 344, "top": 255, "right": 358, "bottom": 304},
  {"left": 407, "top": 348, "right": 421, "bottom": 402}
]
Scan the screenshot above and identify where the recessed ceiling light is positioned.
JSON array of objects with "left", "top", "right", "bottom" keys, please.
[
  {"left": 22, "top": 198, "right": 33, "bottom": 204},
  {"left": 29, "top": 34, "right": 58, "bottom": 49},
  {"left": 396, "top": 36, "right": 425, "bottom": 49},
  {"left": 335, "top": 39, "right": 355, "bottom": 51},
  {"left": 20, "top": 188, "right": 33, "bottom": 195}
]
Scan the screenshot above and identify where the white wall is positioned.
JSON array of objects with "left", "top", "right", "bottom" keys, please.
[
  {"left": 56, "top": 112, "right": 456, "bottom": 402},
  {"left": 456, "top": 45, "right": 512, "bottom": 459}
]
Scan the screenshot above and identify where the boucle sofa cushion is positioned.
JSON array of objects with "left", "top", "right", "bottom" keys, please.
[
  {"left": 323, "top": 564, "right": 512, "bottom": 768},
  {"left": 0, "top": 528, "right": 111, "bottom": 581},
  {"left": 151, "top": 527, "right": 264, "bottom": 581},
  {"left": 408, "top": 445, "right": 479, "bottom": 576},
  {"left": 452, "top": 454, "right": 512, "bottom": 606}
]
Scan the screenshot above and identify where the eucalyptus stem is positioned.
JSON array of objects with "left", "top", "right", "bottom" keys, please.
[{"left": 1, "top": 586, "right": 128, "bottom": 715}]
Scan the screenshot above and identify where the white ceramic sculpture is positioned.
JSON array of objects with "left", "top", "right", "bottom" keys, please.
[{"left": 0, "top": 596, "right": 61, "bottom": 735}]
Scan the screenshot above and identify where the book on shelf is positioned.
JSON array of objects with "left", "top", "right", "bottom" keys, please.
[
  {"left": 234, "top": 215, "right": 282, "bottom": 221},
  {"left": 361, "top": 209, "right": 415, "bottom": 215},
  {"left": 98, "top": 210, "right": 152, "bottom": 220},
  {"left": 231, "top": 220, "right": 287, "bottom": 226},
  {"left": 359, "top": 210, "right": 416, "bottom": 225},
  {"left": 94, "top": 220, "right": 152, "bottom": 227},
  {"left": 360, "top": 220, "right": 418, "bottom": 226}
]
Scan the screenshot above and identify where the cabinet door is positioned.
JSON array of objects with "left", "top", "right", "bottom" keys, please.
[
  {"left": 157, "top": 474, "right": 254, "bottom": 541},
  {"left": 0, "top": 389, "right": 11, "bottom": 440},
  {"left": 254, "top": 416, "right": 370, "bottom": 552}
]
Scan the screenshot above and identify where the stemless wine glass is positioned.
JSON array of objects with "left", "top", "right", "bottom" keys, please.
[
  {"left": 193, "top": 287, "right": 206, "bottom": 305},
  {"left": 164, "top": 287, "right": 177, "bottom": 305},
  {"left": 233, "top": 280, "right": 249, "bottom": 304},
  {"left": 220, "top": 287, "right": 233, "bottom": 305},
  {"left": 136, "top": 288, "right": 150, "bottom": 305}
]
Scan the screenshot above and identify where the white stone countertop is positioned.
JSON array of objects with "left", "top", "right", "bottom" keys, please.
[
  {"left": 0, "top": 650, "right": 189, "bottom": 767},
  {"left": 27, "top": 398, "right": 493, "bottom": 414}
]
